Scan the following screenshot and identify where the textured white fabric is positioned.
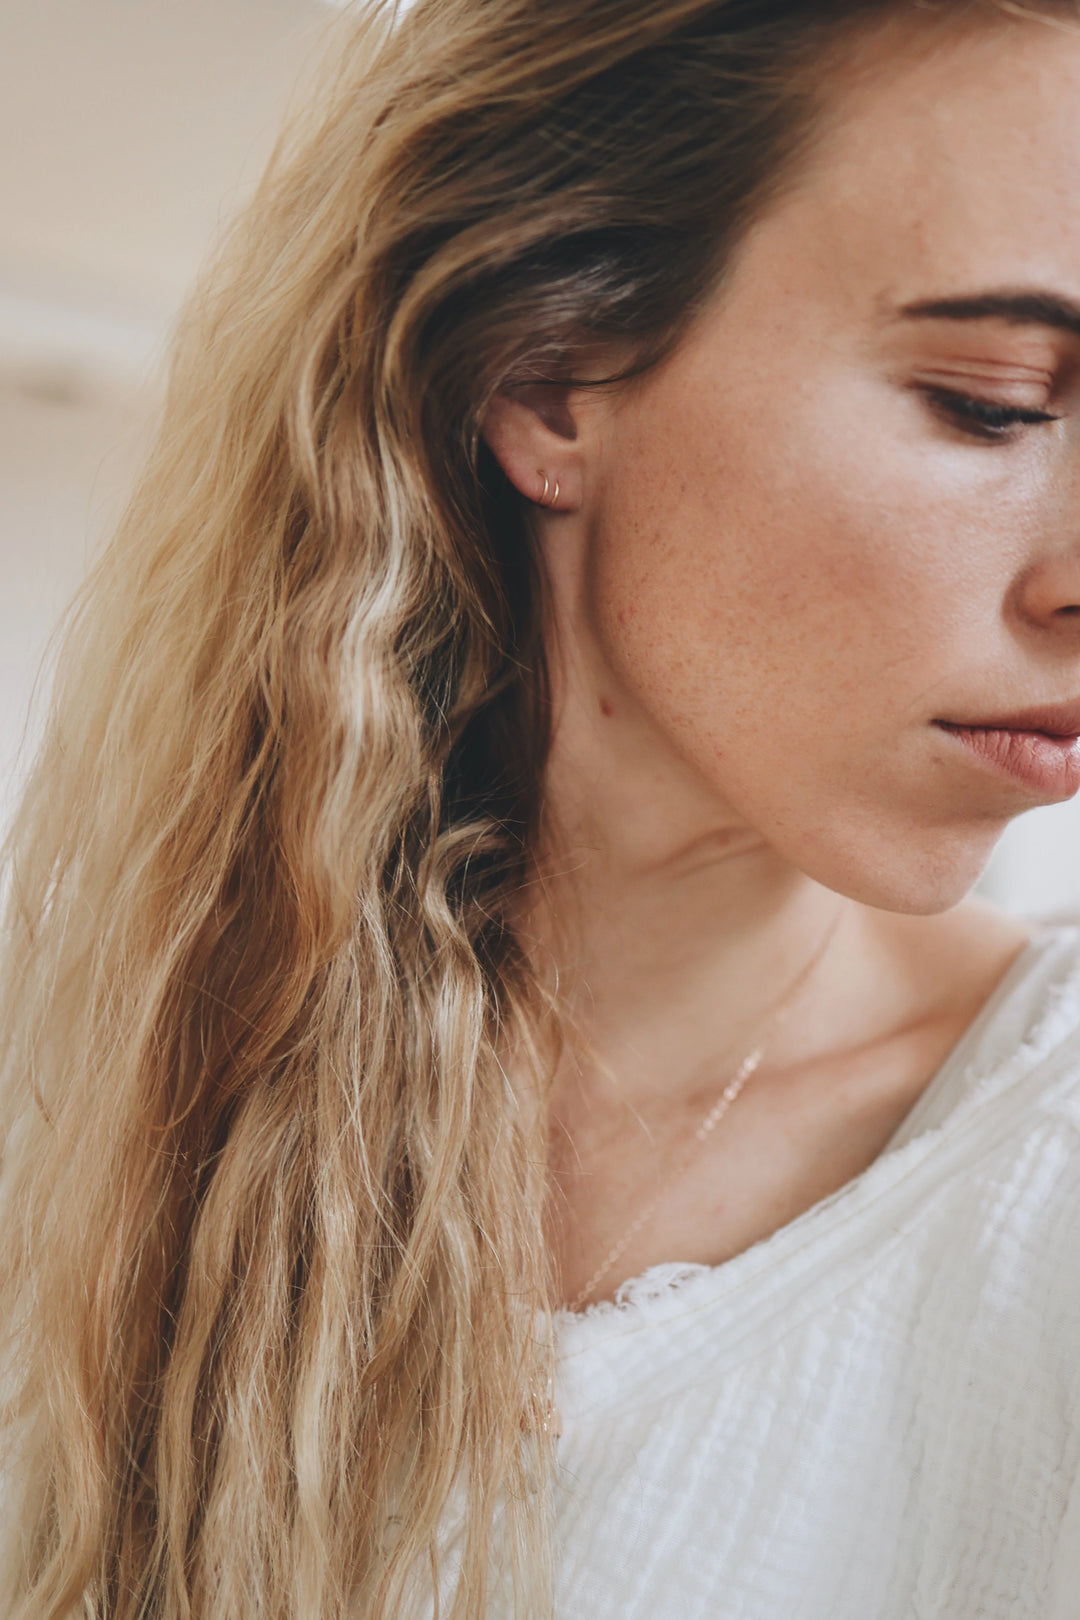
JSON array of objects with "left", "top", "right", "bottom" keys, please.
[{"left": 549, "top": 921, "right": 1080, "bottom": 1620}]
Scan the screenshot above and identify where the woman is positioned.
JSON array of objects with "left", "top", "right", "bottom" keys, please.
[{"left": 3, "top": 0, "right": 1080, "bottom": 1613}]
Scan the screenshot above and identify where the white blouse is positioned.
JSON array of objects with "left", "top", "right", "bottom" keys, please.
[{"left": 549, "top": 921, "right": 1080, "bottom": 1619}]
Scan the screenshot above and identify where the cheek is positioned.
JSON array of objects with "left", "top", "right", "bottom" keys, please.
[{"left": 590, "top": 388, "right": 1016, "bottom": 763}]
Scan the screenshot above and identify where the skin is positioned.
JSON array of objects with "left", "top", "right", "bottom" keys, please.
[{"left": 481, "top": 8, "right": 1080, "bottom": 1307}]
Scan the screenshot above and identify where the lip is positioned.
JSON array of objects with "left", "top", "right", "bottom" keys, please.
[
  {"left": 940, "top": 700, "right": 1080, "bottom": 737},
  {"left": 933, "top": 712, "right": 1080, "bottom": 799}
]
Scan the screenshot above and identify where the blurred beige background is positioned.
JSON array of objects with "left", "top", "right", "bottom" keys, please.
[
  {"left": 1, "top": 0, "right": 1078, "bottom": 915},
  {"left": 0, "top": 0, "right": 334, "bottom": 820}
]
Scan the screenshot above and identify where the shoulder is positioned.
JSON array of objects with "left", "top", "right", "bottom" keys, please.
[
  {"left": 911, "top": 904, "right": 1080, "bottom": 1126},
  {"left": 918, "top": 922, "right": 1080, "bottom": 1389},
  {"left": 830, "top": 915, "right": 1080, "bottom": 1401},
  {"left": 933, "top": 913, "right": 1080, "bottom": 1195}
]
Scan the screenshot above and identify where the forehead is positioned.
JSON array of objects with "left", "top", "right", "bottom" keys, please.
[{"left": 728, "top": 9, "right": 1080, "bottom": 321}]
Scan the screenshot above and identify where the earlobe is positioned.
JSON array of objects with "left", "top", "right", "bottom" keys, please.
[{"left": 480, "top": 388, "right": 581, "bottom": 512}]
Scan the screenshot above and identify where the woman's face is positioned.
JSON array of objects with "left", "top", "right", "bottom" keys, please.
[{"left": 550, "top": 9, "right": 1080, "bottom": 912}]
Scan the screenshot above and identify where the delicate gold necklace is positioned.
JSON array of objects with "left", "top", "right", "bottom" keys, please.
[{"left": 563, "top": 906, "right": 843, "bottom": 1313}]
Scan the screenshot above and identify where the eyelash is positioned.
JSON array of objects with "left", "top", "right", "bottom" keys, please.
[{"left": 924, "top": 385, "right": 1062, "bottom": 443}]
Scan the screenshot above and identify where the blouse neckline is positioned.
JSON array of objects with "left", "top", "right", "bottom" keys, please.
[{"left": 554, "top": 921, "right": 1080, "bottom": 1389}]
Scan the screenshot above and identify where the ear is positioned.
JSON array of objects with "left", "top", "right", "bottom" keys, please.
[{"left": 480, "top": 383, "right": 584, "bottom": 512}]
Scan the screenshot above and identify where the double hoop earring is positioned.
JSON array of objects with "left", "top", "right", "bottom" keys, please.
[{"left": 538, "top": 472, "right": 560, "bottom": 509}]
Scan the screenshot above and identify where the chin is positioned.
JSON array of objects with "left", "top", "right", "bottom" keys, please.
[{"left": 796, "top": 819, "right": 1009, "bottom": 917}]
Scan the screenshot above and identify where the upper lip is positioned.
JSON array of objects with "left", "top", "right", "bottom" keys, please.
[{"left": 936, "top": 700, "right": 1080, "bottom": 738}]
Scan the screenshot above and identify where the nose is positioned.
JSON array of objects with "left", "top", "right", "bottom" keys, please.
[
  {"left": 1011, "top": 465, "right": 1080, "bottom": 629},
  {"left": 1008, "top": 429, "right": 1080, "bottom": 634},
  {"left": 1013, "top": 551, "right": 1080, "bottom": 628}
]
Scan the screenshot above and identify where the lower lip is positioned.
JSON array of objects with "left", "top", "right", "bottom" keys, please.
[{"left": 935, "top": 722, "right": 1080, "bottom": 798}]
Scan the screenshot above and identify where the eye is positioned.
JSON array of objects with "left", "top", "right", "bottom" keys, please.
[{"left": 923, "top": 385, "right": 1062, "bottom": 443}]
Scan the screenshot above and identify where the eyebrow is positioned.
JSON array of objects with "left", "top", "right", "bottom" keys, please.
[{"left": 897, "top": 290, "right": 1080, "bottom": 340}]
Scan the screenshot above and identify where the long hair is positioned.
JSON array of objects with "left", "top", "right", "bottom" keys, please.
[{"left": 0, "top": 0, "right": 1062, "bottom": 1615}]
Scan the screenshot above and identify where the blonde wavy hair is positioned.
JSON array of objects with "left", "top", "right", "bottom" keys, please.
[{"left": 0, "top": 0, "right": 1067, "bottom": 1615}]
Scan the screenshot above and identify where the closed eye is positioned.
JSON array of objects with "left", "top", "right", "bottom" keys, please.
[{"left": 922, "top": 385, "right": 1062, "bottom": 443}]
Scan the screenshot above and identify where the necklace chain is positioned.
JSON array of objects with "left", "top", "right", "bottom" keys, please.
[{"left": 564, "top": 909, "right": 843, "bottom": 1312}]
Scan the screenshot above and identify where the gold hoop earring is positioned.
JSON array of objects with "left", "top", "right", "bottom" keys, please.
[{"left": 537, "top": 473, "right": 559, "bottom": 508}]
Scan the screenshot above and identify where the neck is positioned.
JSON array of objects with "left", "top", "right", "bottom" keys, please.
[
  {"left": 521, "top": 830, "right": 856, "bottom": 1112},
  {"left": 515, "top": 602, "right": 866, "bottom": 1113}
]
